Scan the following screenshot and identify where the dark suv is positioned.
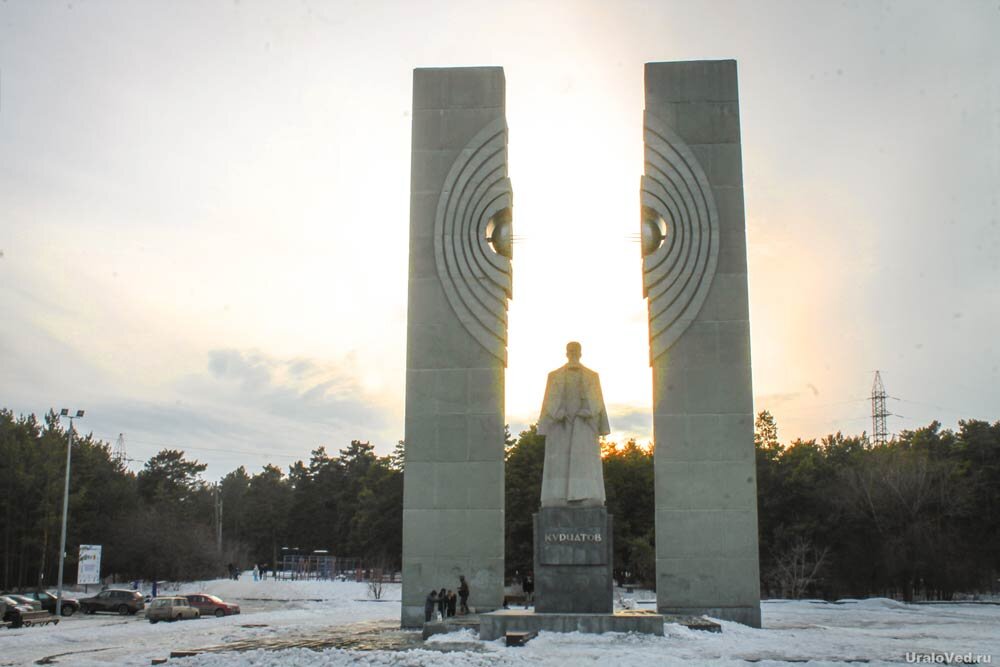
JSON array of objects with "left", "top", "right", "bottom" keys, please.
[
  {"left": 24, "top": 591, "right": 80, "bottom": 616},
  {"left": 79, "top": 589, "right": 145, "bottom": 615}
]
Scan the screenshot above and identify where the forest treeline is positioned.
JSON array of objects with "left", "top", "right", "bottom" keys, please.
[
  {"left": 0, "top": 409, "right": 403, "bottom": 589},
  {"left": 753, "top": 411, "right": 1000, "bottom": 600},
  {"left": 2, "top": 407, "right": 998, "bottom": 600}
]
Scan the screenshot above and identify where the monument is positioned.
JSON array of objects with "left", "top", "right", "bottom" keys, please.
[
  {"left": 533, "top": 342, "right": 613, "bottom": 613},
  {"left": 400, "top": 67, "right": 512, "bottom": 627},
  {"left": 403, "top": 60, "right": 760, "bottom": 634},
  {"left": 642, "top": 60, "right": 761, "bottom": 627},
  {"left": 538, "top": 341, "right": 609, "bottom": 508},
  {"left": 480, "top": 344, "right": 663, "bottom": 639}
]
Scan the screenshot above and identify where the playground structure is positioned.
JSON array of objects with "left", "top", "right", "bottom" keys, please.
[{"left": 276, "top": 553, "right": 397, "bottom": 582}]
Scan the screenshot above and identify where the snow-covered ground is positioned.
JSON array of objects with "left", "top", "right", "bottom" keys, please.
[{"left": 1, "top": 578, "right": 997, "bottom": 666}]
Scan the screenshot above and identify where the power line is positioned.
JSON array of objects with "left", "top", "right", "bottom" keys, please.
[
  {"left": 97, "top": 435, "right": 306, "bottom": 461},
  {"left": 757, "top": 378, "right": 985, "bottom": 441},
  {"left": 770, "top": 398, "right": 870, "bottom": 413},
  {"left": 890, "top": 396, "right": 968, "bottom": 417},
  {"left": 777, "top": 413, "right": 871, "bottom": 423}
]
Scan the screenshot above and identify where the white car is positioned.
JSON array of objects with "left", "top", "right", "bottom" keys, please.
[{"left": 146, "top": 596, "right": 200, "bottom": 624}]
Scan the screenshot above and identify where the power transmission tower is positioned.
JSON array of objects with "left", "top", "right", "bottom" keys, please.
[
  {"left": 112, "top": 433, "right": 127, "bottom": 464},
  {"left": 871, "top": 371, "right": 889, "bottom": 446}
]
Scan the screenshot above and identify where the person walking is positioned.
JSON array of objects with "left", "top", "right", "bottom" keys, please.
[
  {"left": 447, "top": 590, "right": 457, "bottom": 617},
  {"left": 424, "top": 590, "right": 438, "bottom": 623},
  {"left": 522, "top": 574, "right": 534, "bottom": 607},
  {"left": 253, "top": 564, "right": 260, "bottom": 581},
  {"left": 458, "top": 575, "right": 470, "bottom": 614}
]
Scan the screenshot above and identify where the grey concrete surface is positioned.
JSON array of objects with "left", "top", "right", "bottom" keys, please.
[
  {"left": 643, "top": 60, "right": 761, "bottom": 628},
  {"left": 479, "top": 610, "right": 665, "bottom": 641},
  {"left": 402, "top": 66, "right": 512, "bottom": 628}
]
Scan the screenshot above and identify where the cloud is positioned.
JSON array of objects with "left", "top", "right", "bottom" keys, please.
[
  {"left": 207, "top": 349, "right": 273, "bottom": 389},
  {"left": 72, "top": 349, "right": 399, "bottom": 477},
  {"left": 35, "top": 348, "right": 399, "bottom": 479},
  {"left": 194, "top": 348, "right": 389, "bottom": 432},
  {"left": 607, "top": 406, "right": 652, "bottom": 435},
  {"left": 508, "top": 405, "right": 653, "bottom": 444},
  {"left": 92, "top": 399, "right": 254, "bottom": 441}
]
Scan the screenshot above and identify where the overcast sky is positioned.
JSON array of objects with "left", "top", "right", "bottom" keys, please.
[{"left": 1, "top": 0, "right": 997, "bottom": 478}]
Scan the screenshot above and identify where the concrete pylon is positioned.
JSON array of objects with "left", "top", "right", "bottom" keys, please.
[
  {"left": 641, "top": 60, "right": 761, "bottom": 627},
  {"left": 401, "top": 67, "right": 512, "bottom": 627}
]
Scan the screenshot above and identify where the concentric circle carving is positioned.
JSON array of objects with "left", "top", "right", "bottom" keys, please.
[
  {"left": 434, "top": 118, "right": 513, "bottom": 365},
  {"left": 641, "top": 110, "right": 719, "bottom": 364}
]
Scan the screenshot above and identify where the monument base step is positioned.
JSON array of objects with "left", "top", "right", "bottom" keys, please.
[
  {"left": 661, "top": 614, "right": 722, "bottom": 632},
  {"left": 478, "top": 609, "right": 665, "bottom": 641},
  {"left": 421, "top": 615, "right": 481, "bottom": 639}
]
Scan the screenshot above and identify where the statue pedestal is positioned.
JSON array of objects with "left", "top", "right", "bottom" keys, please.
[
  {"left": 532, "top": 506, "right": 613, "bottom": 613},
  {"left": 480, "top": 504, "right": 668, "bottom": 639}
]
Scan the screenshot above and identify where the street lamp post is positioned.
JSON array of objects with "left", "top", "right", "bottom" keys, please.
[{"left": 55, "top": 408, "right": 84, "bottom": 617}]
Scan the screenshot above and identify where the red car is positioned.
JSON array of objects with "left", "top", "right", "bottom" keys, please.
[{"left": 183, "top": 594, "right": 240, "bottom": 618}]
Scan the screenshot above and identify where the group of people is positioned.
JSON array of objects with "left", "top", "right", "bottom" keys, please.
[
  {"left": 225, "top": 562, "right": 272, "bottom": 581},
  {"left": 424, "top": 575, "right": 470, "bottom": 622}
]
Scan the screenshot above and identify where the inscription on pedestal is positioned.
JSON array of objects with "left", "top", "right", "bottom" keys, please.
[
  {"left": 538, "top": 508, "right": 608, "bottom": 565},
  {"left": 543, "top": 531, "right": 603, "bottom": 543},
  {"left": 533, "top": 507, "right": 613, "bottom": 613}
]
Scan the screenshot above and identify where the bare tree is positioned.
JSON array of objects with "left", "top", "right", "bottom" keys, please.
[
  {"left": 770, "top": 538, "right": 829, "bottom": 599},
  {"left": 366, "top": 560, "right": 387, "bottom": 600}
]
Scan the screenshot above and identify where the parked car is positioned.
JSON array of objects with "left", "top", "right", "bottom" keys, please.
[
  {"left": 146, "top": 596, "right": 200, "bottom": 624},
  {"left": 1, "top": 595, "right": 34, "bottom": 628},
  {"left": 79, "top": 589, "right": 145, "bottom": 615},
  {"left": 3, "top": 594, "right": 42, "bottom": 611},
  {"left": 184, "top": 593, "right": 240, "bottom": 618},
  {"left": 21, "top": 591, "right": 79, "bottom": 616}
]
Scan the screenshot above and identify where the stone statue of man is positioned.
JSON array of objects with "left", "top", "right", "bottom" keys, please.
[{"left": 538, "top": 341, "right": 610, "bottom": 507}]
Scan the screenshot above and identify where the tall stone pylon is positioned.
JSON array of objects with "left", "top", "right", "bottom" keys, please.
[
  {"left": 641, "top": 60, "right": 761, "bottom": 627},
  {"left": 401, "top": 67, "right": 512, "bottom": 627}
]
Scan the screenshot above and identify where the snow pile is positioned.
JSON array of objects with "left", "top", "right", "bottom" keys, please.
[
  {"left": 187, "top": 648, "right": 522, "bottom": 667},
  {"left": 178, "top": 599, "right": 1000, "bottom": 667},
  {"left": 170, "top": 577, "right": 401, "bottom": 602},
  {"left": 3, "top": 586, "right": 998, "bottom": 666},
  {"left": 422, "top": 628, "right": 483, "bottom": 644},
  {"left": 833, "top": 597, "right": 911, "bottom": 609}
]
